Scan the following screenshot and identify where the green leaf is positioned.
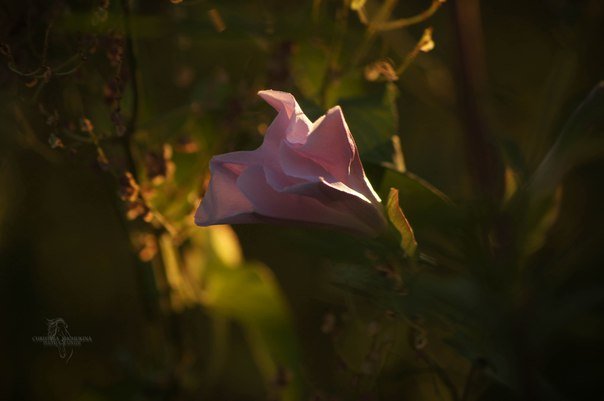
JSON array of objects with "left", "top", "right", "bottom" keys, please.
[
  {"left": 531, "top": 82, "right": 604, "bottom": 193},
  {"left": 508, "top": 84, "right": 604, "bottom": 261},
  {"left": 328, "top": 264, "right": 402, "bottom": 312},
  {"left": 183, "top": 226, "right": 302, "bottom": 400},
  {"left": 380, "top": 169, "right": 457, "bottom": 230},
  {"left": 523, "top": 186, "right": 563, "bottom": 256},
  {"left": 204, "top": 263, "right": 302, "bottom": 401},
  {"left": 291, "top": 41, "right": 329, "bottom": 103},
  {"left": 205, "top": 263, "right": 288, "bottom": 322},
  {"left": 340, "top": 89, "right": 397, "bottom": 164},
  {"left": 386, "top": 188, "right": 418, "bottom": 258}
]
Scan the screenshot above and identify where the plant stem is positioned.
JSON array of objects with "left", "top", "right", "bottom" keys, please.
[
  {"left": 370, "top": 0, "right": 444, "bottom": 31},
  {"left": 120, "top": 0, "right": 140, "bottom": 178},
  {"left": 452, "top": 0, "right": 503, "bottom": 204}
]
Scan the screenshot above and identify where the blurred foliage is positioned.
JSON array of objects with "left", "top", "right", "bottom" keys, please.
[{"left": 1, "top": 0, "right": 604, "bottom": 401}]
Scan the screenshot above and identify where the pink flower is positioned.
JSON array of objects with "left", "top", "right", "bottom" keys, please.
[{"left": 195, "top": 90, "right": 387, "bottom": 237}]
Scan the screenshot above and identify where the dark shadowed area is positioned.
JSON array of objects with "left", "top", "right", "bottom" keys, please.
[{"left": 1, "top": 1, "right": 603, "bottom": 400}]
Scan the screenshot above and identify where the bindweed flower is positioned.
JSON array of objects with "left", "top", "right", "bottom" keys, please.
[{"left": 195, "top": 90, "right": 387, "bottom": 237}]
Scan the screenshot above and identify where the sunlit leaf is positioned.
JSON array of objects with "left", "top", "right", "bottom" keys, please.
[
  {"left": 523, "top": 186, "right": 562, "bottom": 256},
  {"left": 207, "top": 224, "right": 243, "bottom": 267},
  {"left": 204, "top": 263, "right": 302, "bottom": 400},
  {"left": 350, "top": 0, "right": 367, "bottom": 11},
  {"left": 159, "top": 233, "right": 196, "bottom": 311},
  {"left": 386, "top": 188, "right": 418, "bottom": 258},
  {"left": 503, "top": 165, "right": 519, "bottom": 203}
]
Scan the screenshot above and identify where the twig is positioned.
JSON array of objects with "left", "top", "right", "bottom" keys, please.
[
  {"left": 12, "top": 104, "right": 61, "bottom": 163},
  {"left": 351, "top": 0, "right": 398, "bottom": 66},
  {"left": 370, "top": 0, "right": 445, "bottom": 32},
  {"left": 395, "top": 27, "right": 434, "bottom": 76},
  {"left": 41, "top": 22, "right": 52, "bottom": 65}
]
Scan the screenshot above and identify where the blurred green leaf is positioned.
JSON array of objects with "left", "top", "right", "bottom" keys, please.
[
  {"left": 350, "top": 0, "right": 368, "bottom": 11},
  {"left": 291, "top": 41, "right": 329, "bottom": 102},
  {"left": 522, "top": 186, "right": 563, "bottom": 257},
  {"left": 340, "top": 87, "right": 397, "bottom": 163},
  {"left": 205, "top": 262, "right": 302, "bottom": 400},
  {"left": 205, "top": 263, "right": 288, "bottom": 322},
  {"left": 531, "top": 82, "right": 604, "bottom": 194},
  {"left": 512, "top": 83, "right": 604, "bottom": 261},
  {"left": 180, "top": 226, "right": 302, "bottom": 399}
]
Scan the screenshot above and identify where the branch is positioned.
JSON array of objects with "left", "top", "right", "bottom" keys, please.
[{"left": 370, "top": 0, "right": 445, "bottom": 32}]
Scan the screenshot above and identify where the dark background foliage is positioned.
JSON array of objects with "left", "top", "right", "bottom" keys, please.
[{"left": 0, "top": 0, "right": 603, "bottom": 400}]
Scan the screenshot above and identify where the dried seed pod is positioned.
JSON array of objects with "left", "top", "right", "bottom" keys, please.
[{"left": 118, "top": 171, "right": 140, "bottom": 202}]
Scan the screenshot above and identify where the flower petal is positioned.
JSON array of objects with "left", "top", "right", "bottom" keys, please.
[
  {"left": 195, "top": 90, "right": 387, "bottom": 238},
  {"left": 258, "top": 90, "right": 298, "bottom": 117},
  {"left": 278, "top": 140, "right": 330, "bottom": 183},
  {"left": 292, "top": 106, "right": 382, "bottom": 207},
  {"left": 237, "top": 165, "right": 384, "bottom": 236},
  {"left": 348, "top": 150, "right": 383, "bottom": 207},
  {"left": 195, "top": 156, "right": 258, "bottom": 226},
  {"left": 277, "top": 143, "right": 373, "bottom": 204},
  {"left": 301, "top": 106, "right": 355, "bottom": 181},
  {"left": 258, "top": 90, "right": 312, "bottom": 146}
]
